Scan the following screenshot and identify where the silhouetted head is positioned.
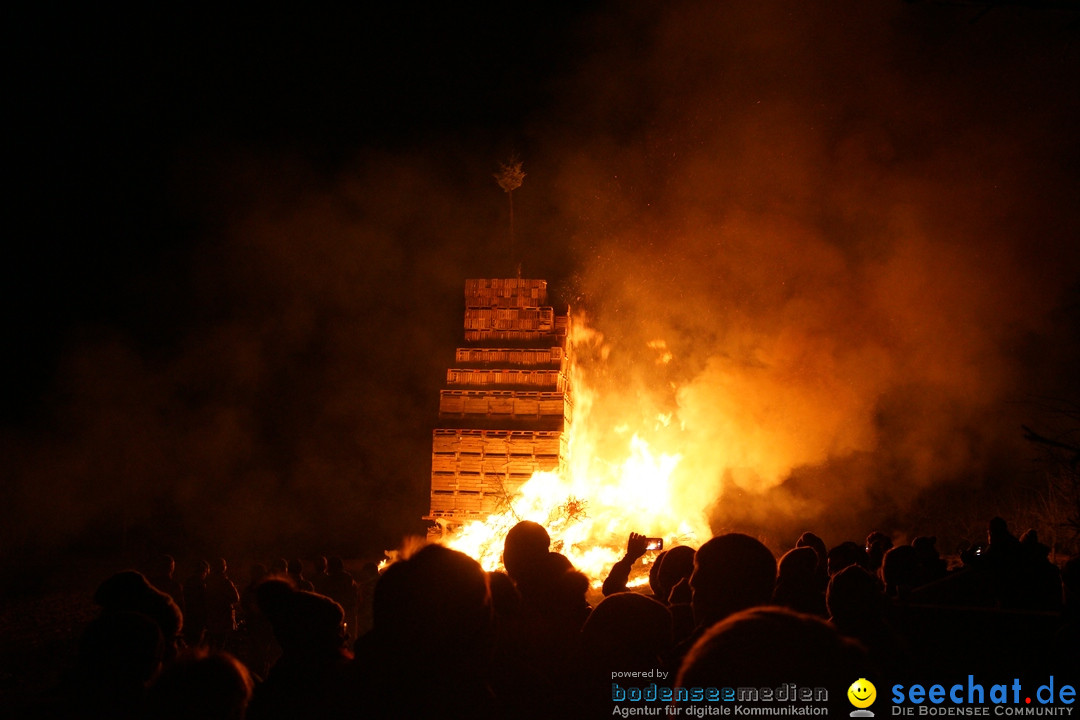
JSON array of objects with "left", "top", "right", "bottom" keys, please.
[
  {"left": 94, "top": 571, "right": 183, "bottom": 654},
  {"left": 371, "top": 544, "right": 492, "bottom": 671},
  {"left": 881, "top": 545, "right": 919, "bottom": 596},
  {"left": 533, "top": 551, "right": 591, "bottom": 626},
  {"left": 827, "top": 541, "right": 870, "bottom": 576},
  {"left": 580, "top": 592, "right": 672, "bottom": 671},
  {"left": 911, "top": 536, "right": 942, "bottom": 569},
  {"left": 357, "top": 547, "right": 496, "bottom": 720},
  {"left": 865, "top": 531, "right": 894, "bottom": 570},
  {"left": 677, "top": 607, "right": 864, "bottom": 712},
  {"left": 328, "top": 556, "right": 345, "bottom": 574},
  {"left": 774, "top": 547, "right": 827, "bottom": 615},
  {"left": 256, "top": 578, "right": 346, "bottom": 657},
  {"left": 826, "top": 565, "right": 885, "bottom": 631},
  {"left": 288, "top": 558, "right": 304, "bottom": 577},
  {"left": 690, "top": 533, "right": 776, "bottom": 626},
  {"left": 211, "top": 558, "right": 228, "bottom": 575},
  {"left": 1019, "top": 529, "right": 1050, "bottom": 559},
  {"left": 656, "top": 545, "right": 696, "bottom": 602},
  {"left": 313, "top": 555, "right": 328, "bottom": 574},
  {"left": 796, "top": 532, "right": 828, "bottom": 566},
  {"left": 270, "top": 558, "right": 289, "bottom": 576},
  {"left": 778, "top": 547, "right": 819, "bottom": 584},
  {"left": 146, "top": 648, "right": 254, "bottom": 720},
  {"left": 988, "top": 516, "right": 1009, "bottom": 538},
  {"left": 865, "top": 530, "right": 890, "bottom": 546},
  {"left": 502, "top": 520, "right": 550, "bottom": 584}
]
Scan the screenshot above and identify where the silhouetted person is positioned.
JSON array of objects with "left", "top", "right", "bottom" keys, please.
[
  {"left": 183, "top": 560, "right": 210, "bottom": 646},
  {"left": 827, "top": 540, "right": 870, "bottom": 576},
  {"left": 796, "top": 530, "right": 829, "bottom": 588},
  {"left": 574, "top": 593, "right": 673, "bottom": 718},
  {"left": 57, "top": 610, "right": 164, "bottom": 720},
  {"left": 502, "top": 521, "right": 590, "bottom": 676},
  {"left": 985, "top": 516, "right": 1021, "bottom": 564},
  {"left": 94, "top": 570, "right": 184, "bottom": 662},
  {"left": 310, "top": 555, "right": 330, "bottom": 595},
  {"left": 827, "top": 564, "right": 911, "bottom": 679},
  {"left": 773, "top": 546, "right": 827, "bottom": 617},
  {"left": 268, "top": 558, "right": 289, "bottom": 578},
  {"left": 534, "top": 551, "right": 592, "bottom": 633},
  {"left": 145, "top": 554, "right": 186, "bottom": 617},
  {"left": 827, "top": 565, "right": 884, "bottom": 633},
  {"left": 881, "top": 544, "right": 920, "bottom": 599},
  {"left": 145, "top": 647, "right": 254, "bottom": 720},
  {"left": 602, "top": 532, "right": 648, "bottom": 596},
  {"left": 488, "top": 569, "right": 523, "bottom": 623},
  {"left": 487, "top": 569, "right": 525, "bottom": 718},
  {"left": 352, "top": 543, "right": 497, "bottom": 719},
  {"left": 655, "top": 545, "right": 696, "bottom": 605},
  {"left": 205, "top": 558, "right": 239, "bottom": 650},
  {"left": 321, "top": 556, "right": 359, "bottom": 641},
  {"left": 677, "top": 607, "right": 866, "bottom": 716},
  {"left": 287, "top": 558, "right": 314, "bottom": 592},
  {"left": 238, "top": 563, "right": 277, "bottom": 679},
  {"left": 354, "top": 561, "right": 379, "bottom": 637},
  {"left": 581, "top": 592, "right": 672, "bottom": 670},
  {"left": 239, "top": 563, "right": 269, "bottom": 626},
  {"left": 865, "top": 531, "right": 894, "bottom": 573},
  {"left": 1017, "top": 529, "right": 1063, "bottom": 611},
  {"left": 970, "top": 517, "right": 1055, "bottom": 609},
  {"left": 247, "top": 579, "right": 352, "bottom": 720},
  {"left": 911, "top": 535, "right": 948, "bottom": 586},
  {"left": 691, "top": 533, "right": 777, "bottom": 627},
  {"left": 493, "top": 522, "right": 594, "bottom": 718},
  {"left": 653, "top": 545, "right": 697, "bottom": 646},
  {"left": 502, "top": 520, "right": 551, "bottom": 588},
  {"left": 666, "top": 533, "right": 777, "bottom": 670}
]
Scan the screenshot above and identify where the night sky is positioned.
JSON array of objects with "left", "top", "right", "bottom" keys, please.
[{"left": 5, "top": 2, "right": 1080, "bottom": 566}]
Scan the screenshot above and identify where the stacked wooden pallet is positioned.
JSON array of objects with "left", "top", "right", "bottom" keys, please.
[
  {"left": 454, "top": 347, "right": 566, "bottom": 367},
  {"left": 465, "top": 278, "right": 548, "bottom": 307},
  {"left": 446, "top": 368, "right": 568, "bottom": 392},
  {"left": 438, "top": 390, "right": 572, "bottom": 423},
  {"left": 427, "top": 279, "right": 573, "bottom": 526}
]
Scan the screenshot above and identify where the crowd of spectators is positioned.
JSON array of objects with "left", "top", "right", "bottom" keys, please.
[{"left": 33, "top": 516, "right": 1079, "bottom": 718}]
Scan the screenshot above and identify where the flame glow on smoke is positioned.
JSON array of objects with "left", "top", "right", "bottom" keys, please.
[{"left": 442, "top": 317, "right": 712, "bottom": 585}]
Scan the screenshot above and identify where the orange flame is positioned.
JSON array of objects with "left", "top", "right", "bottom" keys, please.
[{"left": 441, "top": 317, "right": 711, "bottom": 586}]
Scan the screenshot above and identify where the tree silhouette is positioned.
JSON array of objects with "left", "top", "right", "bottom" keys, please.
[{"left": 494, "top": 158, "right": 525, "bottom": 274}]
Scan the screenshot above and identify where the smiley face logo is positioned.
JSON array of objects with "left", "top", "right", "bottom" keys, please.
[{"left": 848, "top": 678, "right": 877, "bottom": 709}]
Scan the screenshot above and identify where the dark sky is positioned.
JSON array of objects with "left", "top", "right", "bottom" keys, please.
[{"left": 5, "top": 2, "right": 1080, "bottom": 562}]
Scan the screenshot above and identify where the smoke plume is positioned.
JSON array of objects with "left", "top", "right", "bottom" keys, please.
[
  {"left": 547, "top": 0, "right": 1080, "bottom": 546},
  {"left": 5, "top": 0, "right": 1078, "bottom": 567}
]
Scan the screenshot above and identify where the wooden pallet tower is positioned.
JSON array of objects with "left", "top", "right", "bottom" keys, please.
[{"left": 427, "top": 278, "right": 573, "bottom": 531}]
